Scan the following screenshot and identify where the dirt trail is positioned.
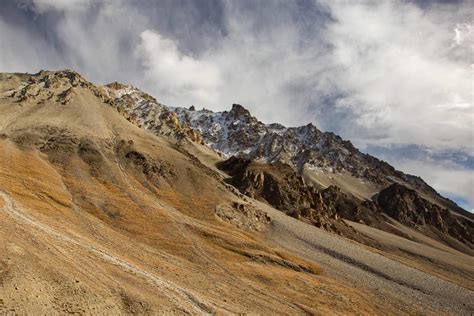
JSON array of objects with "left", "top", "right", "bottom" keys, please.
[
  {"left": 258, "top": 201, "right": 474, "bottom": 315},
  {"left": 0, "top": 190, "right": 213, "bottom": 315}
]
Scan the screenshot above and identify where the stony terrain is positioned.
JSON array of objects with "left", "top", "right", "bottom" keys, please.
[
  {"left": 104, "top": 81, "right": 473, "bottom": 251},
  {"left": 216, "top": 156, "right": 351, "bottom": 234},
  {"left": 376, "top": 183, "right": 473, "bottom": 251},
  {"left": 262, "top": 201, "right": 474, "bottom": 315},
  {"left": 0, "top": 70, "right": 473, "bottom": 315},
  {"left": 216, "top": 156, "right": 473, "bottom": 252}
]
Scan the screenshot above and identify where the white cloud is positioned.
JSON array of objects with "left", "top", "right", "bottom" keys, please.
[
  {"left": 136, "top": 30, "right": 221, "bottom": 106},
  {"left": 199, "top": 2, "right": 332, "bottom": 124},
  {"left": 452, "top": 22, "right": 474, "bottom": 46},
  {"left": 323, "top": 1, "right": 473, "bottom": 154}
]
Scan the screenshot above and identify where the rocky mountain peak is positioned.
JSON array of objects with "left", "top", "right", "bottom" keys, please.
[
  {"left": 2, "top": 69, "right": 474, "bottom": 314},
  {"left": 105, "top": 81, "right": 131, "bottom": 91},
  {"left": 3, "top": 69, "right": 108, "bottom": 105},
  {"left": 267, "top": 123, "right": 285, "bottom": 130},
  {"left": 229, "top": 103, "right": 251, "bottom": 117},
  {"left": 35, "top": 69, "right": 90, "bottom": 87},
  {"left": 100, "top": 84, "right": 439, "bottom": 194},
  {"left": 102, "top": 83, "right": 202, "bottom": 143},
  {"left": 224, "top": 103, "right": 261, "bottom": 127}
]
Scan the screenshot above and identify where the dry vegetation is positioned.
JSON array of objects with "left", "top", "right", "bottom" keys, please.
[{"left": 0, "top": 71, "right": 472, "bottom": 314}]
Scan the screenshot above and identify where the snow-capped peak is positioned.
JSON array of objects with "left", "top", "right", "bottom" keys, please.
[{"left": 103, "top": 83, "right": 430, "bottom": 188}]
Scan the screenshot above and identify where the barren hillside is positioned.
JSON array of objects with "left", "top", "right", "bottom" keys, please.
[{"left": 0, "top": 70, "right": 473, "bottom": 315}]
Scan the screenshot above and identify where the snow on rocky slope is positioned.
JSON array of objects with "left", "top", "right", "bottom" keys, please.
[{"left": 104, "top": 83, "right": 431, "bottom": 190}]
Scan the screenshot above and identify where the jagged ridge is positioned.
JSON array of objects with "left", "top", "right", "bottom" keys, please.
[{"left": 103, "top": 83, "right": 435, "bottom": 192}]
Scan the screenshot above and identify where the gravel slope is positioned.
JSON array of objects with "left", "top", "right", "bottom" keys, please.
[{"left": 258, "top": 201, "right": 474, "bottom": 315}]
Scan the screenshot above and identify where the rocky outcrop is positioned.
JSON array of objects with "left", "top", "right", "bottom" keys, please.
[
  {"left": 6, "top": 70, "right": 112, "bottom": 105},
  {"left": 215, "top": 201, "right": 271, "bottom": 232},
  {"left": 217, "top": 157, "right": 363, "bottom": 233},
  {"left": 104, "top": 83, "right": 203, "bottom": 143},
  {"left": 217, "top": 156, "right": 474, "bottom": 250},
  {"left": 375, "top": 183, "right": 473, "bottom": 246}
]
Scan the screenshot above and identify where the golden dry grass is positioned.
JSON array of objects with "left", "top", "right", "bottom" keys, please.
[{"left": 0, "top": 135, "right": 390, "bottom": 314}]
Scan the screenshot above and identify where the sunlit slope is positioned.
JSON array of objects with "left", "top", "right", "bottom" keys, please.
[{"left": 0, "top": 71, "right": 388, "bottom": 314}]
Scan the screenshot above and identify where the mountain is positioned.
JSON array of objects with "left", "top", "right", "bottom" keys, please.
[
  {"left": 104, "top": 80, "right": 473, "bottom": 254},
  {"left": 0, "top": 70, "right": 473, "bottom": 314}
]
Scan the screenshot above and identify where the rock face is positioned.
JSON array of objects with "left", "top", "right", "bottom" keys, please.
[
  {"left": 4, "top": 69, "right": 110, "bottom": 105},
  {"left": 104, "top": 83, "right": 202, "bottom": 142},
  {"left": 216, "top": 156, "right": 382, "bottom": 234},
  {"left": 217, "top": 156, "right": 474, "bottom": 249},
  {"left": 218, "top": 157, "right": 317, "bottom": 215},
  {"left": 102, "top": 83, "right": 404, "bottom": 187},
  {"left": 217, "top": 157, "right": 372, "bottom": 234},
  {"left": 376, "top": 183, "right": 473, "bottom": 246},
  {"left": 215, "top": 201, "right": 271, "bottom": 232},
  {"left": 172, "top": 104, "right": 433, "bottom": 190}
]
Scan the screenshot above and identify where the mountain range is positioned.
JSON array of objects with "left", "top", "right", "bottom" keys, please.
[
  {"left": 103, "top": 77, "right": 473, "bottom": 252},
  {"left": 0, "top": 69, "right": 473, "bottom": 314}
]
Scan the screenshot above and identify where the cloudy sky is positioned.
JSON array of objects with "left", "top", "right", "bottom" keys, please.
[{"left": 1, "top": 0, "right": 473, "bottom": 210}]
